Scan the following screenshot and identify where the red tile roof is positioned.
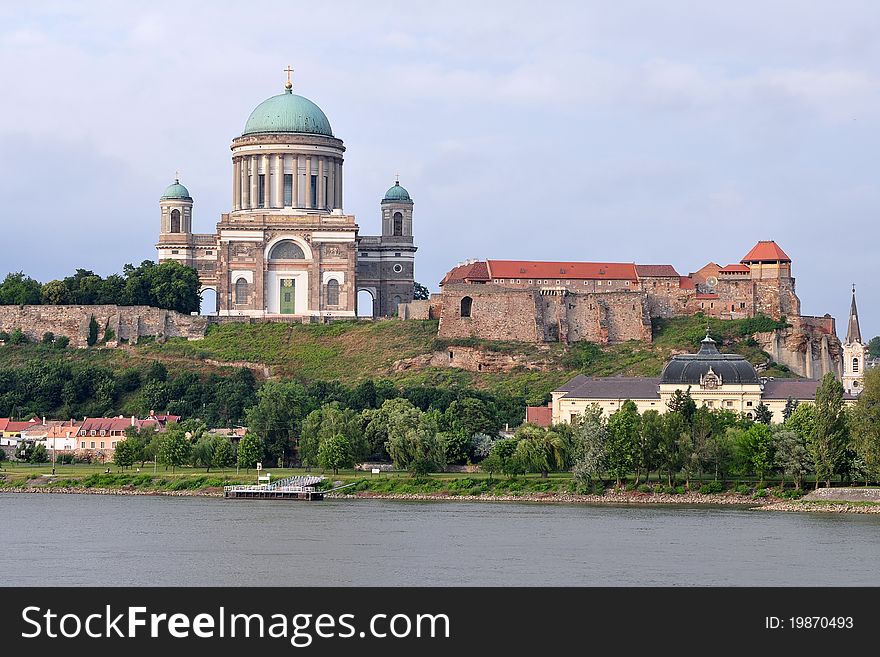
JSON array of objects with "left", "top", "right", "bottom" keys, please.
[
  {"left": 741, "top": 240, "right": 791, "bottom": 263},
  {"left": 486, "top": 260, "right": 639, "bottom": 281},
  {"left": 679, "top": 277, "right": 696, "bottom": 289},
  {"left": 636, "top": 264, "right": 680, "bottom": 277},
  {"left": 526, "top": 406, "right": 553, "bottom": 427},
  {"left": 79, "top": 417, "right": 137, "bottom": 434},
  {"left": 440, "top": 261, "right": 490, "bottom": 285},
  {"left": 719, "top": 264, "right": 750, "bottom": 273}
]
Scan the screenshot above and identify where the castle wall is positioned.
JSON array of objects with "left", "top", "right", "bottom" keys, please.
[
  {"left": 437, "top": 286, "right": 652, "bottom": 344},
  {"left": 0, "top": 306, "right": 208, "bottom": 348},
  {"left": 754, "top": 315, "right": 841, "bottom": 380}
]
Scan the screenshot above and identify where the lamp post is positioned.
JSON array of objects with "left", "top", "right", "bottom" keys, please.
[{"left": 51, "top": 433, "right": 56, "bottom": 476}]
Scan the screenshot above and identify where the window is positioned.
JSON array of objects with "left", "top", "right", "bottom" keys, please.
[
  {"left": 746, "top": 401, "right": 753, "bottom": 407},
  {"left": 853, "top": 358, "right": 860, "bottom": 373},
  {"left": 283, "top": 174, "right": 293, "bottom": 206},
  {"left": 90, "top": 430, "right": 96, "bottom": 436},
  {"left": 100, "top": 441, "right": 105, "bottom": 449},
  {"left": 324, "top": 176, "right": 329, "bottom": 209},
  {"left": 498, "top": 279, "right": 505, "bottom": 284},
  {"left": 625, "top": 281, "right": 630, "bottom": 286},
  {"left": 235, "top": 278, "right": 248, "bottom": 304},
  {"left": 726, "top": 401, "right": 734, "bottom": 407},
  {"left": 171, "top": 250, "right": 179, "bottom": 254},
  {"left": 268, "top": 240, "right": 306, "bottom": 260},
  {"left": 393, "top": 211, "right": 403, "bottom": 236},
  {"left": 740, "top": 302, "right": 746, "bottom": 309},
  {"left": 111, "top": 442, "right": 117, "bottom": 448},
  {"left": 516, "top": 279, "right": 521, "bottom": 284},
  {"left": 326, "top": 279, "right": 339, "bottom": 306},
  {"left": 100, "top": 430, "right": 106, "bottom": 436},
  {"left": 393, "top": 264, "right": 403, "bottom": 273},
  {"left": 706, "top": 401, "right": 714, "bottom": 408},
  {"left": 460, "top": 296, "right": 473, "bottom": 318},
  {"left": 81, "top": 441, "right": 85, "bottom": 449},
  {"left": 206, "top": 251, "right": 213, "bottom": 256},
  {"left": 257, "top": 174, "right": 266, "bottom": 207},
  {"left": 310, "top": 174, "right": 318, "bottom": 208},
  {"left": 170, "top": 209, "right": 181, "bottom": 233},
  {"left": 529, "top": 280, "right": 533, "bottom": 284},
  {"left": 393, "top": 295, "right": 401, "bottom": 312},
  {"left": 90, "top": 441, "right": 95, "bottom": 449}
]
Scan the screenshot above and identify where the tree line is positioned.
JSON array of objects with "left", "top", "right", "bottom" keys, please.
[{"left": 0, "top": 260, "right": 201, "bottom": 314}]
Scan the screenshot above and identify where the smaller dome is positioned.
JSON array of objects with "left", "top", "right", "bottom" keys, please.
[
  {"left": 161, "top": 179, "right": 191, "bottom": 200},
  {"left": 383, "top": 180, "right": 412, "bottom": 202},
  {"left": 660, "top": 332, "right": 760, "bottom": 386}
]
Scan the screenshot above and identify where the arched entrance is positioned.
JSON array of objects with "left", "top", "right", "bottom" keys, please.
[
  {"left": 357, "top": 289, "right": 376, "bottom": 318},
  {"left": 199, "top": 287, "right": 218, "bottom": 316}
]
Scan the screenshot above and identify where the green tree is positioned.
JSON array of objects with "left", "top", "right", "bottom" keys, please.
[
  {"left": 212, "top": 437, "right": 235, "bottom": 470},
  {"left": 87, "top": 315, "right": 99, "bottom": 346},
  {"left": 439, "top": 430, "right": 471, "bottom": 465},
  {"left": 666, "top": 388, "right": 696, "bottom": 424},
  {"left": 443, "top": 398, "right": 499, "bottom": 437},
  {"left": 299, "top": 404, "right": 366, "bottom": 468},
  {"left": 145, "top": 260, "right": 201, "bottom": 314},
  {"left": 245, "top": 380, "right": 316, "bottom": 466},
  {"left": 754, "top": 402, "right": 773, "bottom": 425},
  {"left": 606, "top": 400, "right": 640, "bottom": 486},
  {"left": 481, "top": 438, "right": 522, "bottom": 479},
  {"left": 773, "top": 429, "right": 810, "bottom": 490},
  {"left": 782, "top": 397, "right": 799, "bottom": 422},
  {"left": 159, "top": 427, "right": 191, "bottom": 472},
  {"left": 634, "top": 409, "right": 662, "bottom": 485},
  {"left": 570, "top": 413, "right": 607, "bottom": 488},
  {"left": 29, "top": 443, "right": 49, "bottom": 463},
  {"left": 40, "top": 279, "right": 71, "bottom": 305},
  {"left": 113, "top": 438, "right": 139, "bottom": 470},
  {"left": 513, "top": 424, "right": 569, "bottom": 477},
  {"left": 867, "top": 336, "right": 880, "bottom": 359},
  {"left": 191, "top": 435, "right": 217, "bottom": 471},
  {"left": 0, "top": 272, "right": 42, "bottom": 305},
  {"left": 810, "top": 373, "right": 849, "bottom": 488},
  {"left": 237, "top": 433, "right": 264, "bottom": 471},
  {"left": 659, "top": 412, "right": 686, "bottom": 485},
  {"left": 317, "top": 433, "right": 354, "bottom": 474},
  {"left": 413, "top": 281, "right": 430, "bottom": 301},
  {"left": 363, "top": 398, "right": 423, "bottom": 460},
  {"left": 737, "top": 423, "right": 774, "bottom": 483},
  {"left": 849, "top": 369, "right": 880, "bottom": 485}
]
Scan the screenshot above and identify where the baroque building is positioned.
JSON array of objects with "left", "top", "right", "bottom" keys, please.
[
  {"left": 545, "top": 332, "right": 858, "bottom": 424},
  {"left": 156, "top": 73, "right": 416, "bottom": 318}
]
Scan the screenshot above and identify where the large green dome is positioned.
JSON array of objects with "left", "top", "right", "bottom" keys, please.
[
  {"left": 383, "top": 180, "right": 412, "bottom": 202},
  {"left": 161, "top": 179, "right": 191, "bottom": 200},
  {"left": 242, "top": 89, "right": 333, "bottom": 137}
]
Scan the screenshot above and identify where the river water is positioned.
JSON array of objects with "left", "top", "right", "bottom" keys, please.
[{"left": 2, "top": 494, "right": 878, "bottom": 586}]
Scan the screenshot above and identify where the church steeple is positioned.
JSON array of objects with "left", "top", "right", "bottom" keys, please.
[{"left": 846, "top": 285, "right": 862, "bottom": 344}]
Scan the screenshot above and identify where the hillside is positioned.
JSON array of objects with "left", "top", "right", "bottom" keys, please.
[{"left": 0, "top": 314, "right": 794, "bottom": 418}]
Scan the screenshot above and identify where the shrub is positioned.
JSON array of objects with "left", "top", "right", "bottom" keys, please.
[
  {"left": 9, "top": 328, "right": 28, "bottom": 345},
  {"left": 55, "top": 335, "right": 70, "bottom": 349},
  {"left": 735, "top": 483, "right": 752, "bottom": 495},
  {"left": 674, "top": 485, "right": 686, "bottom": 495},
  {"left": 637, "top": 483, "right": 653, "bottom": 493},
  {"left": 87, "top": 315, "right": 99, "bottom": 346},
  {"left": 0, "top": 330, "right": 9, "bottom": 342},
  {"left": 103, "top": 326, "right": 116, "bottom": 342},
  {"left": 753, "top": 488, "right": 769, "bottom": 499},
  {"left": 42, "top": 331, "right": 55, "bottom": 344},
  {"left": 699, "top": 481, "right": 724, "bottom": 494}
]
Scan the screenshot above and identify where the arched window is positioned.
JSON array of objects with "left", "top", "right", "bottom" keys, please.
[
  {"left": 235, "top": 278, "right": 248, "bottom": 304},
  {"left": 326, "top": 279, "right": 339, "bottom": 306},
  {"left": 393, "top": 295, "right": 401, "bottom": 313},
  {"left": 268, "top": 240, "right": 306, "bottom": 260},
  {"left": 393, "top": 212, "right": 403, "bottom": 237},
  {"left": 853, "top": 357, "right": 860, "bottom": 373},
  {"left": 170, "top": 209, "right": 181, "bottom": 233},
  {"left": 460, "top": 296, "right": 473, "bottom": 318}
]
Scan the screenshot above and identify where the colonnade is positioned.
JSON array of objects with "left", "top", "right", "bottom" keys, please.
[{"left": 232, "top": 154, "right": 342, "bottom": 211}]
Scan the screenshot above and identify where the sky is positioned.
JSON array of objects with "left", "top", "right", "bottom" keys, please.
[{"left": 1, "top": 1, "right": 877, "bottom": 337}]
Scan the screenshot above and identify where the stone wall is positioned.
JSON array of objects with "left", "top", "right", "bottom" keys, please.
[
  {"left": 437, "top": 285, "right": 652, "bottom": 344},
  {"left": 0, "top": 305, "right": 208, "bottom": 348}
]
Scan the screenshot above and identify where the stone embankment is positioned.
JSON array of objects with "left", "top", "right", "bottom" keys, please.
[
  {"left": 0, "top": 486, "right": 223, "bottom": 497},
  {"left": 755, "top": 487, "right": 880, "bottom": 514},
  {"left": 329, "top": 490, "right": 762, "bottom": 505}
]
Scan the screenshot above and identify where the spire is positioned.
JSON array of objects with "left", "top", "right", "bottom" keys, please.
[
  {"left": 847, "top": 284, "right": 862, "bottom": 344},
  {"left": 284, "top": 65, "right": 294, "bottom": 93}
]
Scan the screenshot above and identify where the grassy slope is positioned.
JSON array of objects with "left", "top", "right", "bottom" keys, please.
[{"left": 0, "top": 314, "right": 793, "bottom": 406}]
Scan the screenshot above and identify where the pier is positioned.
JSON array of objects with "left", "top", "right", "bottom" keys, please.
[{"left": 224, "top": 475, "right": 326, "bottom": 501}]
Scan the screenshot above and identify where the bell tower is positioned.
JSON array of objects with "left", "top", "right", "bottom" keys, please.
[
  {"left": 157, "top": 176, "right": 194, "bottom": 266},
  {"left": 842, "top": 285, "right": 866, "bottom": 395}
]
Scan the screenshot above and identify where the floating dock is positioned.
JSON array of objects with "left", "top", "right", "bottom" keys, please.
[{"left": 224, "top": 475, "right": 325, "bottom": 501}]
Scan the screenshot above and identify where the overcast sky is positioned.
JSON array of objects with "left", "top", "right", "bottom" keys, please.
[{"left": 1, "top": 1, "right": 877, "bottom": 337}]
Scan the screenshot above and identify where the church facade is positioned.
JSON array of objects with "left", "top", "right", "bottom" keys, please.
[{"left": 156, "top": 76, "right": 416, "bottom": 318}]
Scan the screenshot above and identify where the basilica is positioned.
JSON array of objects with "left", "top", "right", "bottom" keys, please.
[{"left": 156, "top": 73, "right": 416, "bottom": 318}]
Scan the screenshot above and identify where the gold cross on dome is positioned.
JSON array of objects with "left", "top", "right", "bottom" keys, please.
[
  {"left": 284, "top": 65, "right": 294, "bottom": 88},
  {"left": 175, "top": 170, "right": 180, "bottom": 182},
  {"left": 395, "top": 172, "right": 400, "bottom": 183}
]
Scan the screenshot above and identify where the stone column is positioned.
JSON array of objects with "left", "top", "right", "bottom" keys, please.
[
  {"left": 241, "top": 156, "right": 250, "bottom": 209},
  {"left": 328, "top": 158, "right": 336, "bottom": 209},
  {"left": 232, "top": 157, "right": 241, "bottom": 210},
  {"left": 293, "top": 155, "right": 300, "bottom": 208},
  {"left": 250, "top": 156, "right": 258, "bottom": 210},
  {"left": 336, "top": 160, "right": 343, "bottom": 210},
  {"left": 275, "top": 154, "right": 283, "bottom": 208},
  {"left": 305, "top": 157, "right": 312, "bottom": 209},
  {"left": 317, "top": 157, "right": 325, "bottom": 210}
]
